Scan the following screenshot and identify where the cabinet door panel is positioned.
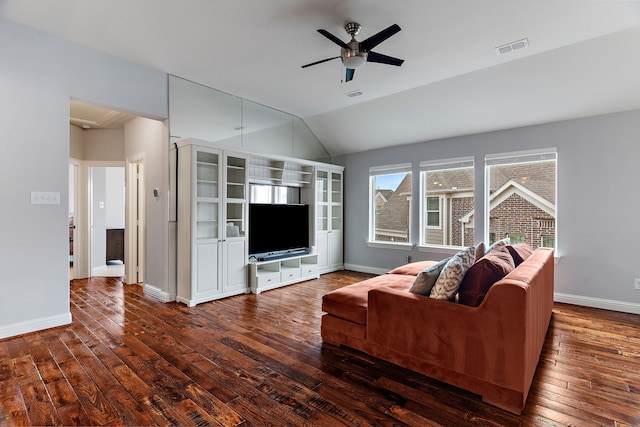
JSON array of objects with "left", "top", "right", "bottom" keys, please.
[
  {"left": 225, "top": 239, "right": 247, "bottom": 292},
  {"left": 196, "top": 243, "right": 219, "bottom": 293},
  {"left": 330, "top": 231, "right": 343, "bottom": 267},
  {"left": 316, "top": 232, "right": 329, "bottom": 269}
]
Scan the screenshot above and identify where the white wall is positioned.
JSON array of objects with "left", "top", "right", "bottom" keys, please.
[
  {"left": 124, "top": 117, "right": 171, "bottom": 299},
  {"left": 338, "top": 108, "right": 640, "bottom": 313},
  {"left": 0, "top": 18, "right": 167, "bottom": 339},
  {"left": 84, "top": 129, "right": 125, "bottom": 161},
  {"left": 105, "top": 167, "right": 125, "bottom": 229}
]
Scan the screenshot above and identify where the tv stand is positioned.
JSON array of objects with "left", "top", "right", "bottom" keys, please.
[
  {"left": 248, "top": 253, "right": 319, "bottom": 294},
  {"left": 254, "top": 248, "right": 310, "bottom": 262}
]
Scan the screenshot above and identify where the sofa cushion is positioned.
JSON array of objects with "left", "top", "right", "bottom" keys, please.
[
  {"left": 475, "top": 242, "right": 486, "bottom": 260},
  {"left": 458, "top": 244, "right": 515, "bottom": 307},
  {"left": 429, "top": 246, "right": 476, "bottom": 301},
  {"left": 487, "top": 236, "right": 510, "bottom": 252},
  {"left": 409, "top": 258, "right": 449, "bottom": 296},
  {"left": 387, "top": 260, "right": 438, "bottom": 276},
  {"left": 506, "top": 243, "right": 533, "bottom": 266},
  {"left": 322, "top": 274, "right": 415, "bottom": 325}
]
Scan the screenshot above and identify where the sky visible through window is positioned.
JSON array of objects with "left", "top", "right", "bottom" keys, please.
[{"left": 375, "top": 173, "right": 406, "bottom": 191}]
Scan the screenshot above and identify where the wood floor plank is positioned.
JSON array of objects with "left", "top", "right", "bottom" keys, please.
[{"left": 1, "top": 274, "right": 640, "bottom": 426}]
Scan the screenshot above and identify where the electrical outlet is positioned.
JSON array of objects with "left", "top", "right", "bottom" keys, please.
[{"left": 635, "top": 278, "right": 640, "bottom": 290}]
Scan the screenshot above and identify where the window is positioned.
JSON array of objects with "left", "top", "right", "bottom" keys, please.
[
  {"left": 486, "top": 149, "right": 556, "bottom": 250},
  {"left": 426, "top": 196, "right": 440, "bottom": 227},
  {"left": 250, "top": 184, "right": 298, "bottom": 204},
  {"left": 541, "top": 235, "right": 555, "bottom": 248},
  {"left": 419, "top": 157, "right": 474, "bottom": 247},
  {"left": 369, "top": 163, "right": 412, "bottom": 244}
]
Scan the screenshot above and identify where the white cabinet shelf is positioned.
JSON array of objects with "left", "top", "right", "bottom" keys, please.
[
  {"left": 248, "top": 253, "right": 319, "bottom": 294},
  {"left": 249, "top": 155, "right": 314, "bottom": 187}
]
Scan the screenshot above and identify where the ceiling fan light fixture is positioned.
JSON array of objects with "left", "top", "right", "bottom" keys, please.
[{"left": 342, "top": 50, "right": 368, "bottom": 69}]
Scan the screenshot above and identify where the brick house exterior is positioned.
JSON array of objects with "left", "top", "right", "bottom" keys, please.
[
  {"left": 374, "top": 173, "right": 412, "bottom": 242},
  {"left": 374, "top": 161, "right": 555, "bottom": 248}
]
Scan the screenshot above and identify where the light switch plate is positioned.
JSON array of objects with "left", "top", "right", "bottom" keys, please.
[{"left": 31, "top": 191, "right": 60, "bottom": 205}]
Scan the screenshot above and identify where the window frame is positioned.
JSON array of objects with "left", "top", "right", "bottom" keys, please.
[
  {"left": 418, "top": 157, "right": 474, "bottom": 250},
  {"left": 485, "top": 148, "right": 557, "bottom": 250},
  {"left": 368, "top": 163, "right": 413, "bottom": 248}
]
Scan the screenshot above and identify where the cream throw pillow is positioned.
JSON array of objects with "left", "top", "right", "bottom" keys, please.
[
  {"left": 408, "top": 258, "right": 449, "bottom": 296},
  {"left": 429, "top": 246, "right": 476, "bottom": 301}
]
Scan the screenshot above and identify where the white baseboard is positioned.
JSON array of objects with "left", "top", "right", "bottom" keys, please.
[
  {"left": 143, "top": 283, "right": 175, "bottom": 302},
  {"left": 554, "top": 293, "right": 640, "bottom": 314},
  {"left": 344, "top": 263, "right": 389, "bottom": 276},
  {"left": 0, "top": 312, "right": 72, "bottom": 340}
]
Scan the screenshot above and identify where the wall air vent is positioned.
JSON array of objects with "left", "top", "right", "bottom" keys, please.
[{"left": 495, "top": 38, "right": 529, "bottom": 55}]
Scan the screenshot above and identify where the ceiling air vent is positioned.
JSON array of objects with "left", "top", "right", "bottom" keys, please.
[
  {"left": 495, "top": 38, "right": 529, "bottom": 55},
  {"left": 345, "top": 90, "right": 363, "bottom": 98}
]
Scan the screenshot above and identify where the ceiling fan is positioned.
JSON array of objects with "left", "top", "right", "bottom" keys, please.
[{"left": 302, "top": 22, "right": 404, "bottom": 82}]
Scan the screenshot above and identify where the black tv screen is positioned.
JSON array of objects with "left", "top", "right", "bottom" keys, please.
[{"left": 249, "top": 204, "right": 310, "bottom": 256}]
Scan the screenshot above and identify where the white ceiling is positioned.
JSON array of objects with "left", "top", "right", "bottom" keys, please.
[{"left": 3, "top": 0, "right": 640, "bottom": 155}]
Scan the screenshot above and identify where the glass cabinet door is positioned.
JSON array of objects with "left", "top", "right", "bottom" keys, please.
[
  {"left": 317, "top": 205, "right": 328, "bottom": 232},
  {"left": 196, "top": 201, "right": 219, "bottom": 239},
  {"left": 196, "top": 151, "right": 219, "bottom": 198},
  {"left": 317, "top": 171, "right": 328, "bottom": 203},
  {"left": 331, "top": 172, "right": 342, "bottom": 204},
  {"left": 225, "top": 154, "right": 247, "bottom": 238}
]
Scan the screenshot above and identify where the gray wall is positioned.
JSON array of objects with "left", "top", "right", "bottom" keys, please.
[
  {"left": 0, "top": 18, "right": 167, "bottom": 338},
  {"left": 338, "top": 109, "right": 640, "bottom": 313}
]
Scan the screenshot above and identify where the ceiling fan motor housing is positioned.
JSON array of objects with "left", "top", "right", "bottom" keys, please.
[
  {"left": 341, "top": 43, "right": 368, "bottom": 68},
  {"left": 342, "top": 23, "right": 367, "bottom": 68}
]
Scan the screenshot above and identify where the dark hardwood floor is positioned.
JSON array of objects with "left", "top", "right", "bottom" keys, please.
[{"left": 1, "top": 271, "right": 639, "bottom": 426}]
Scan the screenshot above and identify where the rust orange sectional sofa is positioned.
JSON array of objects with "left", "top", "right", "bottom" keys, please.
[{"left": 321, "top": 247, "right": 554, "bottom": 414}]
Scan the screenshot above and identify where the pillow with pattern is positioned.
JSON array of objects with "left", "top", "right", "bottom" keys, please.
[
  {"left": 429, "top": 246, "right": 476, "bottom": 301},
  {"left": 408, "top": 258, "right": 449, "bottom": 296},
  {"left": 487, "top": 236, "right": 510, "bottom": 252}
]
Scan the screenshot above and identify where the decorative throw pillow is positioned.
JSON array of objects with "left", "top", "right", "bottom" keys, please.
[
  {"left": 506, "top": 243, "right": 533, "bottom": 266},
  {"left": 408, "top": 258, "right": 449, "bottom": 296},
  {"left": 429, "top": 246, "right": 476, "bottom": 301},
  {"left": 487, "top": 236, "right": 510, "bottom": 252},
  {"left": 474, "top": 242, "right": 486, "bottom": 261},
  {"left": 458, "top": 244, "right": 515, "bottom": 307}
]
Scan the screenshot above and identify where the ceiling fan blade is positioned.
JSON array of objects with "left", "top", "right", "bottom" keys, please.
[
  {"left": 301, "top": 56, "right": 340, "bottom": 68},
  {"left": 367, "top": 51, "right": 404, "bottom": 66},
  {"left": 345, "top": 68, "right": 355, "bottom": 82},
  {"left": 317, "top": 29, "right": 350, "bottom": 49},
  {"left": 359, "top": 24, "right": 401, "bottom": 52}
]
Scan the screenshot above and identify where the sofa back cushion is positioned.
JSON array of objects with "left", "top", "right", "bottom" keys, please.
[
  {"left": 458, "top": 244, "right": 515, "bottom": 307},
  {"left": 506, "top": 243, "right": 533, "bottom": 266},
  {"left": 387, "top": 260, "right": 438, "bottom": 276}
]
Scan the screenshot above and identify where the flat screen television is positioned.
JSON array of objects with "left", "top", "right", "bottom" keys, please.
[{"left": 248, "top": 204, "right": 309, "bottom": 256}]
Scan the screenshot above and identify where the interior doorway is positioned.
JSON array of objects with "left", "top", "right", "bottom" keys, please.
[{"left": 90, "top": 166, "right": 126, "bottom": 277}]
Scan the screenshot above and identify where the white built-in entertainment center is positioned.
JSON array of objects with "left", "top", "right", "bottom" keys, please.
[{"left": 176, "top": 138, "right": 344, "bottom": 306}]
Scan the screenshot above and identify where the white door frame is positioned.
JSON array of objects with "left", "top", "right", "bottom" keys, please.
[
  {"left": 126, "top": 156, "right": 145, "bottom": 285},
  {"left": 81, "top": 161, "right": 125, "bottom": 278}
]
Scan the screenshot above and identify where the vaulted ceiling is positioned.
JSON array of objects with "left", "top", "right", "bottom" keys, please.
[{"left": 3, "top": 1, "right": 640, "bottom": 155}]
